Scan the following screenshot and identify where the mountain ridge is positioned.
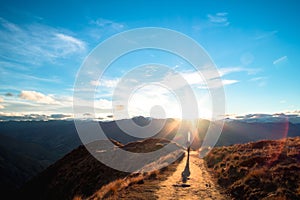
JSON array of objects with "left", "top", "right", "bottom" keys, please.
[{"left": 1, "top": 118, "right": 300, "bottom": 196}]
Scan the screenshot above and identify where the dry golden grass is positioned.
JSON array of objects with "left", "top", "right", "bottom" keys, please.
[
  {"left": 72, "top": 196, "right": 82, "bottom": 200},
  {"left": 89, "top": 173, "right": 147, "bottom": 199},
  {"left": 205, "top": 137, "right": 300, "bottom": 200},
  {"left": 87, "top": 150, "right": 184, "bottom": 199},
  {"left": 109, "top": 153, "right": 184, "bottom": 200}
]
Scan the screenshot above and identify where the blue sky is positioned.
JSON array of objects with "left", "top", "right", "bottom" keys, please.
[{"left": 0, "top": 0, "right": 300, "bottom": 120}]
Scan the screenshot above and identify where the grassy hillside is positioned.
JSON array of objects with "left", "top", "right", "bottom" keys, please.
[
  {"left": 205, "top": 137, "right": 300, "bottom": 200},
  {"left": 19, "top": 138, "right": 183, "bottom": 200}
]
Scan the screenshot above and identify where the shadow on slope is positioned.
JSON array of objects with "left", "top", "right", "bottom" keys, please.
[{"left": 18, "top": 138, "right": 183, "bottom": 200}]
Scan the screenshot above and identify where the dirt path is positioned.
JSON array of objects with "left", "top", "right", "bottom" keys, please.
[
  {"left": 116, "top": 151, "right": 228, "bottom": 199},
  {"left": 155, "top": 151, "right": 228, "bottom": 200}
]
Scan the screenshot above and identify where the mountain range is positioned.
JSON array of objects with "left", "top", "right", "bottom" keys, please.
[{"left": 1, "top": 117, "right": 300, "bottom": 198}]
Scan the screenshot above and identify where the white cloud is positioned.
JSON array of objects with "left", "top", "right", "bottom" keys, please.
[
  {"left": 55, "top": 33, "right": 86, "bottom": 52},
  {"left": 2, "top": 92, "right": 76, "bottom": 117},
  {"left": 0, "top": 97, "right": 4, "bottom": 109},
  {"left": 87, "top": 18, "right": 125, "bottom": 40},
  {"left": 178, "top": 67, "right": 256, "bottom": 85},
  {"left": 254, "top": 30, "right": 278, "bottom": 40},
  {"left": 0, "top": 17, "right": 86, "bottom": 65},
  {"left": 166, "top": 67, "right": 243, "bottom": 89},
  {"left": 90, "top": 78, "right": 119, "bottom": 88},
  {"left": 95, "top": 99, "right": 112, "bottom": 109},
  {"left": 223, "top": 79, "right": 239, "bottom": 85},
  {"left": 0, "top": 17, "right": 21, "bottom": 32},
  {"left": 219, "top": 67, "right": 260, "bottom": 76},
  {"left": 197, "top": 79, "right": 238, "bottom": 89},
  {"left": 90, "top": 18, "right": 124, "bottom": 30},
  {"left": 73, "top": 97, "right": 112, "bottom": 113},
  {"left": 181, "top": 72, "right": 206, "bottom": 85},
  {"left": 56, "top": 33, "right": 84, "bottom": 48},
  {"left": 225, "top": 112, "right": 300, "bottom": 124},
  {"left": 90, "top": 80, "right": 99, "bottom": 86},
  {"left": 19, "top": 90, "right": 58, "bottom": 104},
  {"left": 273, "top": 56, "right": 287, "bottom": 65},
  {"left": 183, "top": 72, "right": 238, "bottom": 88},
  {"left": 0, "top": 112, "right": 73, "bottom": 121},
  {"left": 207, "top": 12, "right": 230, "bottom": 26},
  {"left": 286, "top": 110, "right": 300, "bottom": 114},
  {"left": 250, "top": 76, "right": 268, "bottom": 87}
]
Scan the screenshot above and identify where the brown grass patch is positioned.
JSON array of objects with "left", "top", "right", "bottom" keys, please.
[{"left": 205, "top": 137, "right": 300, "bottom": 200}]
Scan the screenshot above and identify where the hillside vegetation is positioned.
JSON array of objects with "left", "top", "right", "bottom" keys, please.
[
  {"left": 205, "top": 137, "right": 300, "bottom": 200},
  {"left": 19, "top": 138, "right": 183, "bottom": 200}
]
